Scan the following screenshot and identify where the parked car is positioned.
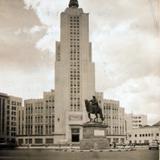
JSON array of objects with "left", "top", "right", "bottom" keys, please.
[{"left": 149, "top": 140, "right": 159, "bottom": 150}]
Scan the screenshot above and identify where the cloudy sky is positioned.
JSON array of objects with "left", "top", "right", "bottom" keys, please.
[{"left": 0, "top": 0, "right": 160, "bottom": 124}]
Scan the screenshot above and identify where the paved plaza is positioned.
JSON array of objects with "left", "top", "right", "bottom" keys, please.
[{"left": 0, "top": 149, "right": 158, "bottom": 160}]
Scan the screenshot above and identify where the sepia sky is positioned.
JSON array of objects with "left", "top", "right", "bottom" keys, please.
[{"left": 0, "top": 0, "right": 160, "bottom": 124}]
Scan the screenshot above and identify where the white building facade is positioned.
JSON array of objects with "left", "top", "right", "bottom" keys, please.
[
  {"left": 125, "top": 113, "right": 148, "bottom": 132},
  {"left": 16, "top": 90, "right": 55, "bottom": 146},
  {"left": 127, "top": 124, "right": 160, "bottom": 145},
  {"left": 0, "top": 93, "right": 22, "bottom": 145},
  {"left": 103, "top": 99, "right": 126, "bottom": 144},
  {"left": 54, "top": 0, "right": 95, "bottom": 144}
]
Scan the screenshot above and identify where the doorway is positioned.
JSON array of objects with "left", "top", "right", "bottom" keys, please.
[{"left": 71, "top": 128, "right": 80, "bottom": 142}]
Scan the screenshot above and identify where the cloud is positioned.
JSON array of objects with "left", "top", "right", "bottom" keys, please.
[
  {"left": 0, "top": 70, "right": 54, "bottom": 99},
  {"left": 36, "top": 26, "right": 59, "bottom": 52},
  {"left": 103, "top": 76, "right": 160, "bottom": 125},
  {"left": 0, "top": 0, "right": 41, "bottom": 29},
  {"left": 0, "top": 0, "right": 53, "bottom": 72},
  {"left": 14, "top": 26, "right": 46, "bottom": 35},
  {"left": 30, "top": 25, "right": 46, "bottom": 34},
  {"left": 0, "top": 0, "right": 54, "bottom": 99}
]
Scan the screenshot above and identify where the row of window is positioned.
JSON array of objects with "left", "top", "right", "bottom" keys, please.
[
  {"left": 70, "top": 57, "right": 80, "bottom": 61},
  {"left": 70, "top": 49, "right": 79, "bottom": 54},
  {"left": 104, "top": 107, "right": 118, "bottom": 110},
  {"left": 70, "top": 106, "right": 80, "bottom": 112},
  {"left": 70, "top": 39, "right": 79, "bottom": 42},
  {"left": 10, "top": 101, "right": 21, "bottom": 106},
  {"left": 132, "top": 116, "right": 143, "bottom": 119},
  {"left": 45, "top": 99, "right": 54, "bottom": 103},
  {"left": 105, "top": 116, "right": 119, "bottom": 119},
  {"left": 131, "top": 133, "right": 159, "bottom": 137},
  {"left": 70, "top": 61, "right": 80, "bottom": 65},
  {"left": 132, "top": 120, "right": 142, "bottom": 123},
  {"left": 11, "top": 111, "right": 16, "bottom": 115},
  {"left": 11, "top": 106, "right": 16, "bottom": 110}
]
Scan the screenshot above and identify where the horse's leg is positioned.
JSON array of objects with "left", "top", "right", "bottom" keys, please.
[
  {"left": 93, "top": 113, "right": 96, "bottom": 122},
  {"left": 88, "top": 113, "right": 91, "bottom": 122},
  {"left": 96, "top": 113, "right": 99, "bottom": 122},
  {"left": 94, "top": 113, "right": 98, "bottom": 122}
]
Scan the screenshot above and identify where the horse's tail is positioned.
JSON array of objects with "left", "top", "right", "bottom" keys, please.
[{"left": 99, "top": 107, "right": 105, "bottom": 121}]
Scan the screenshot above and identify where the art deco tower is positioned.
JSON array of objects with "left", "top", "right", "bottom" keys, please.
[{"left": 54, "top": 0, "right": 95, "bottom": 143}]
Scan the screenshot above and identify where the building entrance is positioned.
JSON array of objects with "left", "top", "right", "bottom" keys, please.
[{"left": 71, "top": 128, "right": 80, "bottom": 142}]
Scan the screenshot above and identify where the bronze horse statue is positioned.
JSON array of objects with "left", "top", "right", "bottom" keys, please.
[{"left": 85, "top": 99, "right": 104, "bottom": 122}]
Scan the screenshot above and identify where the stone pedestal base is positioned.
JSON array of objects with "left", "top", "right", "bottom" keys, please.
[
  {"left": 80, "top": 138, "right": 109, "bottom": 150},
  {"left": 80, "top": 122, "right": 109, "bottom": 150}
]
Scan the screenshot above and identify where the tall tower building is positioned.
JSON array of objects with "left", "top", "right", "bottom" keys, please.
[{"left": 55, "top": 0, "right": 95, "bottom": 143}]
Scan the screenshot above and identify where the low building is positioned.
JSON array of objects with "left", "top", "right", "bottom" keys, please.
[
  {"left": 17, "top": 91, "right": 127, "bottom": 146},
  {"left": 0, "top": 93, "right": 22, "bottom": 144},
  {"left": 0, "top": 93, "right": 8, "bottom": 144},
  {"left": 103, "top": 99, "right": 126, "bottom": 144},
  {"left": 127, "top": 121, "right": 160, "bottom": 145},
  {"left": 125, "top": 113, "right": 147, "bottom": 132},
  {"left": 16, "top": 90, "right": 55, "bottom": 146}
]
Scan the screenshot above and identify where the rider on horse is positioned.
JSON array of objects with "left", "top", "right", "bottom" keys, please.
[
  {"left": 85, "top": 96, "right": 104, "bottom": 122},
  {"left": 90, "top": 96, "right": 98, "bottom": 105},
  {"left": 89, "top": 96, "right": 99, "bottom": 112}
]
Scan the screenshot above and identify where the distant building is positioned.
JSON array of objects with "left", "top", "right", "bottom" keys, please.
[
  {"left": 103, "top": 99, "right": 126, "bottom": 144},
  {"left": 0, "top": 93, "right": 22, "bottom": 144},
  {"left": 127, "top": 121, "right": 160, "bottom": 144},
  {"left": 17, "top": 90, "right": 55, "bottom": 146},
  {"left": 16, "top": 90, "right": 127, "bottom": 146},
  {"left": 95, "top": 92, "right": 104, "bottom": 110},
  {"left": 125, "top": 113, "right": 148, "bottom": 132},
  {"left": 0, "top": 93, "right": 8, "bottom": 143}
]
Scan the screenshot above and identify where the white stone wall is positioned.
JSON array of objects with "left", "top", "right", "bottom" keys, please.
[
  {"left": 23, "top": 90, "right": 55, "bottom": 138},
  {"left": 0, "top": 93, "right": 22, "bottom": 143},
  {"left": 103, "top": 100, "right": 125, "bottom": 136},
  {"left": 8, "top": 96, "right": 22, "bottom": 141},
  {"left": 125, "top": 113, "right": 148, "bottom": 132},
  {"left": 127, "top": 126, "right": 160, "bottom": 144}
]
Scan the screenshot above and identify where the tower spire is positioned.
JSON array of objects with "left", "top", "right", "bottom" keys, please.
[{"left": 69, "top": 0, "right": 79, "bottom": 8}]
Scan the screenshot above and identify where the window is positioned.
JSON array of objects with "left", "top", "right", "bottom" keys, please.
[
  {"left": 144, "top": 140, "right": 149, "bottom": 145},
  {"left": 35, "top": 138, "right": 43, "bottom": 144},
  {"left": 46, "top": 138, "right": 53, "bottom": 144}
]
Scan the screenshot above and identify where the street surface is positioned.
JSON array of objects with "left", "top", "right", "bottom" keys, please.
[{"left": 0, "top": 149, "right": 158, "bottom": 160}]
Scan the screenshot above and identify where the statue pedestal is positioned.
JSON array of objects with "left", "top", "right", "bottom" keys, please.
[{"left": 80, "top": 122, "right": 109, "bottom": 150}]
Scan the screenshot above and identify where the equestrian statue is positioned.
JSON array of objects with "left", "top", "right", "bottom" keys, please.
[{"left": 85, "top": 96, "right": 104, "bottom": 123}]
